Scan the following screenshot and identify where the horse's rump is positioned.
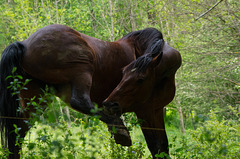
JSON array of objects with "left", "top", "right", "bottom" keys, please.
[{"left": 22, "top": 24, "right": 95, "bottom": 84}]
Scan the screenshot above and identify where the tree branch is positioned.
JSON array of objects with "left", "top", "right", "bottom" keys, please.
[{"left": 195, "top": 0, "right": 223, "bottom": 21}]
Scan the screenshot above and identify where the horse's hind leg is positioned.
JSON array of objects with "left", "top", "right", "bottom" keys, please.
[
  {"left": 16, "top": 79, "right": 46, "bottom": 158},
  {"left": 136, "top": 108, "right": 169, "bottom": 159}
]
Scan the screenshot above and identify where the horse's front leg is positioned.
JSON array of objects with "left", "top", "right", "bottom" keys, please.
[
  {"left": 70, "top": 88, "right": 132, "bottom": 146},
  {"left": 70, "top": 74, "right": 132, "bottom": 146},
  {"left": 98, "top": 110, "right": 132, "bottom": 146},
  {"left": 136, "top": 108, "right": 169, "bottom": 159}
]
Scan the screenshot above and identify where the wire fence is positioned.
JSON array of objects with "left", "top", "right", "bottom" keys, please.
[{"left": 0, "top": 115, "right": 166, "bottom": 131}]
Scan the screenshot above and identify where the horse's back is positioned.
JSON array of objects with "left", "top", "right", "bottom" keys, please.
[{"left": 22, "top": 24, "right": 95, "bottom": 84}]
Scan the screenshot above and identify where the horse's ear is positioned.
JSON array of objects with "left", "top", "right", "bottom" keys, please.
[{"left": 151, "top": 51, "right": 163, "bottom": 68}]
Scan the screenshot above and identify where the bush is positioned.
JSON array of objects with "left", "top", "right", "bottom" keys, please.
[
  {"left": 171, "top": 110, "right": 240, "bottom": 159},
  {"left": 20, "top": 114, "right": 150, "bottom": 158}
]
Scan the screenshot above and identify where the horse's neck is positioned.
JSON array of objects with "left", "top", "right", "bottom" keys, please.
[
  {"left": 120, "top": 37, "right": 146, "bottom": 58},
  {"left": 97, "top": 40, "right": 136, "bottom": 72},
  {"left": 80, "top": 35, "right": 137, "bottom": 103}
]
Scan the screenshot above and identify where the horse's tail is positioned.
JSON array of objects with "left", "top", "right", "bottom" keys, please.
[{"left": 0, "top": 42, "right": 26, "bottom": 156}]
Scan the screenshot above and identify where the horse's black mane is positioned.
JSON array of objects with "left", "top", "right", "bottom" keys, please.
[
  {"left": 122, "top": 28, "right": 163, "bottom": 53},
  {"left": 122, "top": 28, "right": 164, "bottom": 73}
]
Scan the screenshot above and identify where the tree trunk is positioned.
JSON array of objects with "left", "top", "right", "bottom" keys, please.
[
  {"left": 128, "top": 0, "right": 135, "bottom": 32},
  {"left": 178, "top": 106, "right": 185, "bottom": 134},
  {"left": 190, "top": 110, "right": 196, "bottom": 130},
  {"left": 109, "top": 0, "right": 114, "bottom": 41},
  {"left": 176, "top": 99, "right": 185, "bottom": 134},
  {"left": 90, "top": 0, "right": 97, "bottom": 32}
]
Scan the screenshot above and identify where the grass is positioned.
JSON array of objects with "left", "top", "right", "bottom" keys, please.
[
  {"left": 20, "top": 115, "right": 153, "bottom": 158},
  {"left": 20, "top": 118, "right": 185, "bottom": 158},
  {"left": 0, "top": 109, "right": 185, "bottom": 159},
  {"left": 2, "top": 96, "right": 239, "bottom": 158}
]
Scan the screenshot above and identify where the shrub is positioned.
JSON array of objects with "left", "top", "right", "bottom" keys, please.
[{"left": 171, "top": 110, "right": 240, "bottom": 159}]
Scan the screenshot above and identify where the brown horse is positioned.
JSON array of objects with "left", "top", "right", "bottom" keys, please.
[
  {"left": 103, "top": 39, "right": 182, "bottom": 157},
  {"left": 0, "top": 24, "right": 181, "bottom": 158}
]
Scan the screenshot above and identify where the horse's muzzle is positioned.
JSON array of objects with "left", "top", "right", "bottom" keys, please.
[{"left": 102, "top": 101, "right": 121, "bottom": 116}]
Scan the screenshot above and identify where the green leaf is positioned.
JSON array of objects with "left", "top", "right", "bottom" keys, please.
[
  {"left": 11, "top": 67, "right": 17, "bottom": 73},
  {"left": 67, "top": 154, "right": 75, "bottom": 159},
  {"left": 5, "top": 75, "right": 12, "bottom": 80},
  {"left": 27, "top": 142, "right": 35, "bottom": 150},
  {"left": 48, "top": 111, "right": 56, "bottom": 123}
]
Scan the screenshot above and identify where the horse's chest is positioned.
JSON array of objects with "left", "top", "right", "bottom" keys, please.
[{"left": 153, "top": 78, "right": 176, "bottom": 108}]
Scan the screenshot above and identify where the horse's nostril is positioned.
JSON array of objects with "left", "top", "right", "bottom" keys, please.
[
  {"left": 102, "top": 101, "right": 108, "bottom": 107},
  {"left": 111, "top": 102, "right": 119, "bottom": 107},
  {"left": 103, "top": 101, "right": 121, "bottom": 116},
  {"left": 103, "top": 101, "right": 119, "bottom": 107}
]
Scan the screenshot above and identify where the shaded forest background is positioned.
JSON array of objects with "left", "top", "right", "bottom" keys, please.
[{"left": 0, "top": 0, "right": 239, "bottom": 158}]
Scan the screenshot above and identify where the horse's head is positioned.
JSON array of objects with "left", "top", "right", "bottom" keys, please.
[
  {"left": 103, "top": 38, "right": 180, "bottom": 116},
  {"left": 104, "top": 56, "right": 160, "bottom": 112}
]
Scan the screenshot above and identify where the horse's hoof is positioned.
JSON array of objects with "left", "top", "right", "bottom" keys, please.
[{"left": 114, "top": 129, "right": 132, "bottom": 146}]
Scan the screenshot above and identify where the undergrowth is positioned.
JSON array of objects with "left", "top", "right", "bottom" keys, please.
[{"left": 0, "top": 70, "right": 239, "bottom": 158}]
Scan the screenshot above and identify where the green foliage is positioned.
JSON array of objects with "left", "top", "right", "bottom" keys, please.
[
  {"left": 170, "top": 111, "right": 240, "bottom": 159},
  {"left": 155, "top": 152, "right": 171, "bottom": 159},
  {"left": 0, "top": 71, "right": 151, "bottom": 158},
  {"left": 174, "top": 0, "right": 240, "bottom": 120},
  {"left": 0, "top": 0, "right": 239, "bottom": 158},
  {"left": 6, "top": 67, "right": 31, "bottom": 96},
  {"left": 21, "top": 102, "right": 151, "bottom": 158},
  {"left": 0, "top": 147, "right": 10, "bottom": 159}
]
